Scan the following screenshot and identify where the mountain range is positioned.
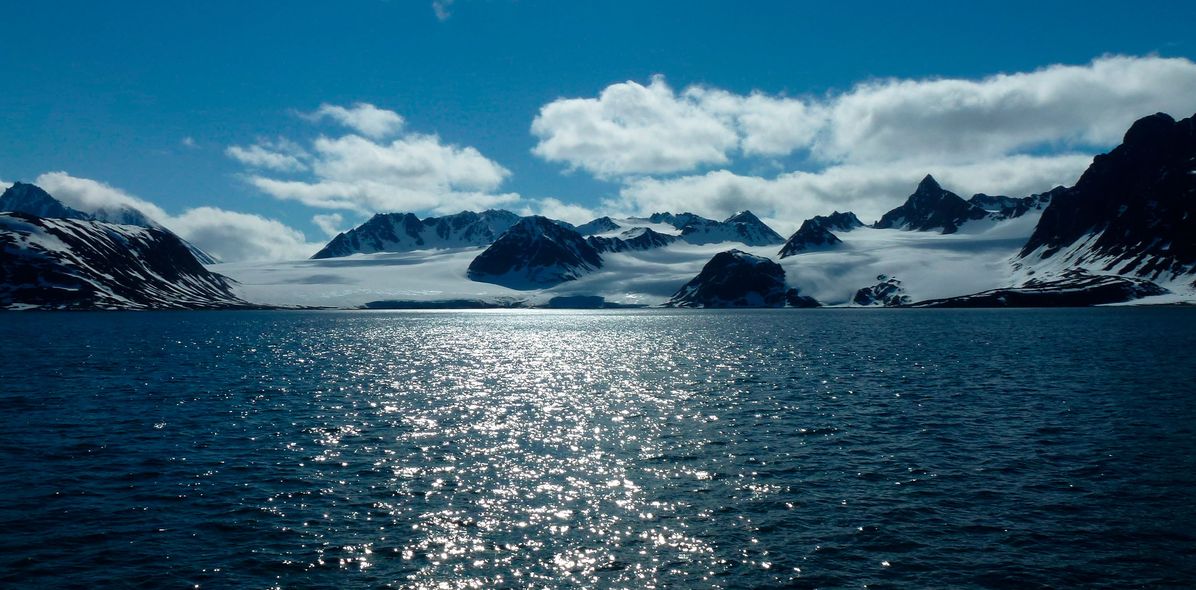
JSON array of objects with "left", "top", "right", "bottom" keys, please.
[{"left": 1, "top": 112, "right": 1193, "bottom": 310}]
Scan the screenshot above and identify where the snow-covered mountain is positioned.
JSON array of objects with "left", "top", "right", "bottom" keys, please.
[
  {"left": 0, "top": 182, "right": 219, "bottom": 264},
  {"left": 777, "top": 211, "right": 863, "bottom": 258},
  {"left": 312, "top": 209, "right": 523, "bottom": 258},
  {"left": 0, "top": 212, "right": 246, "bottom": 310},
  {"left": 874, "top": 175, "right": 990, "bottom": 233},
  {"left": 466, "top": 216, "right": 603, "bottom": 289},
  {"left": 575, "top": 216, "right": 622, "bottom": 236},
  {"left": 587, "top": 227, "right": 678, "bottom": 253},
  {"left": 8, "top": 112, "right": 1193, "bottom": 310},
  {"left": 676, "top": 210, "right": 786, "bottom": 246},
  {"left": 969, "top": 190, "right": 1058, "bottom": 221}
]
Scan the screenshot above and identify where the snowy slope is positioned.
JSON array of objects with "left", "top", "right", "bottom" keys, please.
[
  {"left": 312, "top": 210, "right": 522, "bottom": 258},
  {"left": 0, "top": 212, "right": 245, "bottom": 310},
  {"left": 0, "top": 182, "right": 219, "bottom": 264}
]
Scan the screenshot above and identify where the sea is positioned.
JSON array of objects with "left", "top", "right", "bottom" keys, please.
[{"left": 1, "top": 309, "right": 1194, "bottom": 589}]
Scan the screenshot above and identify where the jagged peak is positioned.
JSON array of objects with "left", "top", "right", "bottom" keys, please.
[
  {"left": 725, "top": 210, "right": 763, "bottom": 224},
  {"left": 916, "top": 174, "right": 942, "bottom": 192}
]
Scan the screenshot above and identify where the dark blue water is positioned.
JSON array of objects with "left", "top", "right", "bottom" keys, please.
[{"left": 1, "top": 309, "right": 1195, "bottom": 589}]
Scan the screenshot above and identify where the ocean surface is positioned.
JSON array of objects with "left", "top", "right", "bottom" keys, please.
[{"left": 1, "top": 309, "right": 1195, "bottom": 589}]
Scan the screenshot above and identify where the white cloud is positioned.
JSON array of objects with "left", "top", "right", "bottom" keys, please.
[
  {"left": 686, "top": 87, "right": 824, "bottom": 157},
  {"left": 0, "top": 179, "right": 12, "bottom": 191},
  {"left": 518, "top": 198, "right": 598, "bottom": 225},
  {"left": 817, "top": 55, "right": 1196, "bottom": 165},
  {"left": 312, "top": 213, "right": 346, "bottom": 237},
  {"left": 531, "top": 75, "right": 739, "bottom": 178},
  {"left": 181, "top": 136, "right": 197, "bottom": 149},
  {"left": 226, "top": 141, "right": 308, "bottom": 172},
  {"left": 531, "top": 56, "right": 1196, "bottom": 177},
  {"left": 234, "top": 112, "right": 519, "bottom": 214},
  {"left": 169, "top": 207, "right": 320, "bottom": 262},
  {"left": 610, "top": 154, "right": 1093, "bottom": 233},
  {"left": 34, "top": 172, "right": 321, "bottom": 262},
  {"left": 432, "top": 0, "right": 454, "bottom": 21},
  {"left": 306, "top": 103, "right": 406, "bottom": 138}
]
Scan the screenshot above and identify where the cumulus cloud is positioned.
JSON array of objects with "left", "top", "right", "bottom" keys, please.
[
  {"left": 532, "top": 56, "right": 1196, "bottom": 178},
  {"left": 35, "top": 172, "right": 321, "bottom": 262},
  {"left": 531, "top": 76, "right": 739, "bottom": 178},
  {"left": 610, "top": 154, "right": 1094, "bottom": 232},
  {"left": 312, "top": 213, "right": 346, "bottom": 237},
  {"left": 234, "top": 105, "right": 519, "bottom": 214},
  {"left": 306, "top": 103, "right": 406, "bottom": 138}
]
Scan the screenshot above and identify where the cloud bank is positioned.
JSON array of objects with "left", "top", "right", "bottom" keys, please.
[{"left": 532, "top": 55, "right": 1196, "bottom": 223}]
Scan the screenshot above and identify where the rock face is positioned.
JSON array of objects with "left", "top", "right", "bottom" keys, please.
[
  {"left": 648, "top": 212, "right": 710, "bottom": 230},
  {"left": 912, "top": 271, "right": 1167, "bottom": 307},
  {"left": 969, "top": 190, "right": 1058, "bottom": 221},
  {"left": 667, "top": 250, "right": 797, "bottom": 308},
  {"left": 679, "top": 210, "right": 786, "bottom": 246},
  {"left": 467, "top": 216, "right": 603, "bottom": 288},
  {"left": 0, "top": 212, "right": 246, "bottom": 310},
  {"left": 1019, "top": 112, "right": 1196, "bottom": 281},
  {"left": 312, "top": 209, "right": 522, "bottom": 258},
  {"left": 575, "top": 216, "right": 622, "bottom": 235},
  {"left": 587, "top": 227, "right": 678, "bottom": 253},
  {"left": 875, "top": 175, "right": 989, "bottom": 233},
  {"left": 778, "top": 211, "right": 862, "bottom": 258},
  {"left": 853, "top": 275, "right": 910, "bottom": 307}
]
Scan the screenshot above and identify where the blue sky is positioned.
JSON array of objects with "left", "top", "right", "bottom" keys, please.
[{"left": 3, "top": 1, "right": 1196, "bottom": 260}]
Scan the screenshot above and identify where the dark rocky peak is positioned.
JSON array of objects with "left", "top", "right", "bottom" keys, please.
[
  {"left": 0, "top": 182, "right": 90, "bottom": 220},
  {"left": 874, "top": 175, "right": 988, "bottom": 233},
  {"left": 779, "top": 220, "right": 841, "bottom": 258},
  {"left": 467, "top": 216, "right": 602, "bottom": 289},
  {"left": 916, "top": 174, "right": 941, "bottom": 192},
  {"left": 1020, "top": 112, "right": 1196, "bottom": 280},
  {"left": 969, "top": 189, "right": 1059, "bottom": 221},
  {"left": 648, "top": 211, "right": 713, "bottom": 229},
  {"left": 666, "top": 249, "right": 796, "bottom": 307},
  {"left": 575, "top": 216, "right": 622, "bottom": 235},
  {"left": 814, "top": 211, "right": 865, "bottom": 232},
  {"left": 853, "top": 274, "right": 910, "bottom": 307}
]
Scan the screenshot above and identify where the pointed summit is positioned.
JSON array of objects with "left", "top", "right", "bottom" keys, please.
[
  {"left": 875, "top": 175, "right": 987, "bottom": 233},
  {"left": 0, "top": 182, "right": 90, "bottom": 220},
  {"left": 724, "top": 210, "right": 762, "bottom": 224},
  {"left": 916, "top": 174, "right": 941, "bottom": 192}
]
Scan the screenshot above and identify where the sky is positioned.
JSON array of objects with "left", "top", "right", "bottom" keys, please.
[{"left": 2, "top": 0, "right": 1196, "bottom": 261}]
